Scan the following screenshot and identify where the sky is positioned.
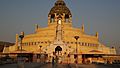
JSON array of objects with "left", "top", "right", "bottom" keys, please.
[{"left": 0, "top": 0, "right": 120, "bottom": 49}]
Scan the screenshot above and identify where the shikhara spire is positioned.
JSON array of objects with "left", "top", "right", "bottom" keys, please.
[
  {"left": 48, "top": 0, "right": 72, "bottom": 25},
  {"left": 49, "top": 0, "right": 71, "bottom": 15}
]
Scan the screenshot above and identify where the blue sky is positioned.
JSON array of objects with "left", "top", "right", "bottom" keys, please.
[{"left": 0, "top": 0, "right": 120, "bottom": 48}]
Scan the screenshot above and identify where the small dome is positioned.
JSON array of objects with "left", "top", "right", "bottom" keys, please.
[{"left": 49, "top": 0, "right": 72, "bottom": 16}]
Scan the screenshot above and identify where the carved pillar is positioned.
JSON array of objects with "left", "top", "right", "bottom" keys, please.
[
  {"left": 69, "top": 16, "right": 72, "bottom": 23},
  {"left": 62, "top": 13, "right": 65, "bottom": 23},
  {"left": 54, "top": 13, "right": 57, "bottom": 23},
  {"left": 48, "top": 15, "right": 51, "bottom": 25}
]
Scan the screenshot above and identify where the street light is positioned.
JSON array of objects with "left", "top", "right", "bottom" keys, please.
[
  {"left": 18, "top": 32, "right": 24, "bottom": 68},
  {"left": 74, "top": 36, "right": 79, "bottom": 54},
  {"left": 39, "top": 45, "right": 42, "bottom": 53},
  {"left": 74, "top": 36, "right": 79, "bottom": 65},
  {"left": 19, "top": 34, "right": 24, "bottom": 53},
  {"left": 39, "top": 45, "right": 42, "bottom": 62}
]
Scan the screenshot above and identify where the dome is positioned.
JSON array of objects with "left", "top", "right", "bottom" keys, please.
[{"left": 49, "top": 0, "right": 72, "bottom": 16}]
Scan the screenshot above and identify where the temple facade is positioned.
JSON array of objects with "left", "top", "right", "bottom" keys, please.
[{"left": 3, "top": 0, "right": 116, "bottom": 63}]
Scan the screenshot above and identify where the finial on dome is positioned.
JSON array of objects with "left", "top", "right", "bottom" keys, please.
[
  {"left": 81, "top": 16, "right": 85, "bottom": 32},
  {"left": 82, "top": 24, "right": 85, "bottom": 32},
  {"left": 95, "top": 32, "right": 99, "bottom": 38}
]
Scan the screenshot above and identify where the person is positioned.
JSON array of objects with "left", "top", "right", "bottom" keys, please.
[
  {"left": 55, "top": 56, "right": 58, "bottom": 64},
  {"left": 52, "top": 57, "right": 55, "bottom": 68}
]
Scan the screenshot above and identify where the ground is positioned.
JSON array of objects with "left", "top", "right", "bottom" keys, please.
[{"left": 0, "top": 63, "right": 120, "bottom": 68}]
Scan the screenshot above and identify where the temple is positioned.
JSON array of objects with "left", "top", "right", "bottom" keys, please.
[{"left": 2, "top": 0, "right": 117, "bottom": 64}]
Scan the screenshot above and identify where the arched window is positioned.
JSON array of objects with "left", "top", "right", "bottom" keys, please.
[
  {"left": 50, "top": 14, "right": 55, "bottom": 23},
  {"left": 65, "top": 14, "right": 69, "bottom": 23}
]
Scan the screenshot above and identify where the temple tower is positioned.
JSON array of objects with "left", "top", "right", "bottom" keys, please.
[{"left": 48, "top": 0, "right": 72, "bottom": 27}]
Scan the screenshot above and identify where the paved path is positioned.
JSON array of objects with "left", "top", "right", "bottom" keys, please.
[
  {"left": 39, "top": 63, "right": 120, "bottom": 68},
  {"left": 0, "top": 63, "right": 120, "bottom": 68},
  {"left": 0, "top": 62, "right": 45, "bottom": 68}
]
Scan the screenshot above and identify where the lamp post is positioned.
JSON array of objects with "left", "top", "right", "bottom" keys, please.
[
  {"left": 18, "top": 33, "right": 24, "bottom": 68},
  {"left": 19, "top": 34, "right": 24, "bottom": 53},
  {"left": 74, "top": 36, "right": 79, "bottom": 54},
  {"left": 74, "top": 36, "right": 79, "bottom": 66},
  {"left": 39, "top": 45, "right": 42, "bottom": 62},
  {"left": 39, "top": 46, "right": 42, "bottom": 53},
  {"left": 19, "top": 34, "right": 24, "bottom": 62}
]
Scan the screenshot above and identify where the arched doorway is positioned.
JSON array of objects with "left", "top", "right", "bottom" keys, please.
[{"left": 55, "top": 46, "right": 62, "bottom": 55}]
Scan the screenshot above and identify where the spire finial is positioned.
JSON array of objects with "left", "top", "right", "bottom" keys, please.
[
  {"left": 81, "top": 16, "right": 85, "bottom": 32},
  {"left": 95, "top": 32, "right": 99, "bottom": 38},
  {"left": 82, "top": 24, "right": 84, "bottom": 32}
]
